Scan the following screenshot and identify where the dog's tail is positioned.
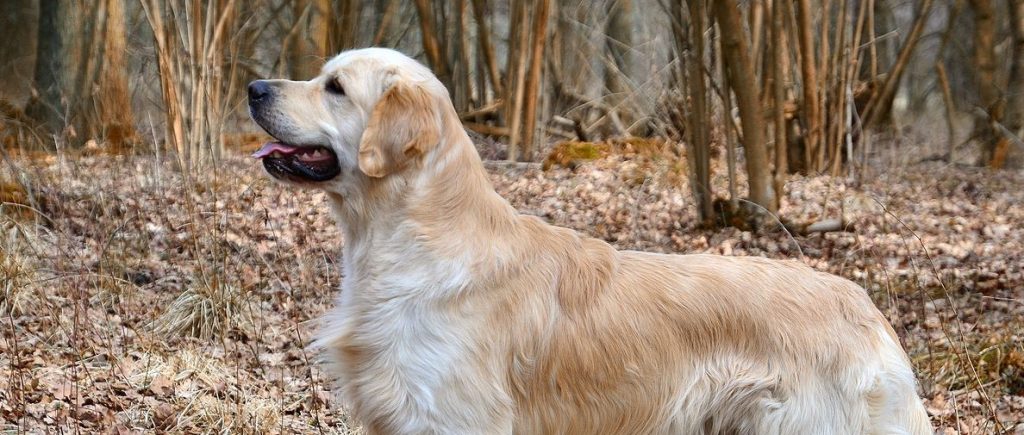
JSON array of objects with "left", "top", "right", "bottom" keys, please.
[
  {"left": 867, "top": 366, "right": 933, "bottom": 435},
  {"left": 901, "top": 394, "right": 934, "bottom": 435},
  {"left": 868, "top": 327, "right": 934, "bottom": 435}
]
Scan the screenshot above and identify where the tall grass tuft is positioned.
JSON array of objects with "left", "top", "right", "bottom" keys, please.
[
  {"left": 152, "top": 279, "right": 252, "bottom": 340},
  {"left": 0, "top": 242, "right": 36, "bottom": 316}
]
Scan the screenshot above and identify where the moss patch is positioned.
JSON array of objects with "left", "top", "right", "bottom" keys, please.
[{"left": 543, "top": 141, "right": 611, "bottom": 170}]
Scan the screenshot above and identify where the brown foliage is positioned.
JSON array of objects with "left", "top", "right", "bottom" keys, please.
[{"left": 1, "top": 135, "right": 1022, "bottom": 431}]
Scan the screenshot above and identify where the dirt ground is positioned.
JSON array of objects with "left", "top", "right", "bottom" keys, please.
[{"left": 1, "top": 145, "right": 1022, "bottom": 433}]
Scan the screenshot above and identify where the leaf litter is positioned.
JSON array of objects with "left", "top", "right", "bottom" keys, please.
[{"left": 0, "top": 147, "right": 1021, "bottom": 433}]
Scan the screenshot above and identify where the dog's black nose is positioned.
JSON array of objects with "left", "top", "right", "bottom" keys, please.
[{"left": 248, "top": 80, "right": 271, "bottom": 102}]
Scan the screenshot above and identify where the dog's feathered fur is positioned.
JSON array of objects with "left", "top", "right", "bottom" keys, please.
[{"left": 251, "top": 48, "right": 932, "bottom": 434}]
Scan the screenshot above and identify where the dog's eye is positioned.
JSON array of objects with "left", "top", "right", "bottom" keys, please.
[{"left": 326, "top": 78, "right": 345, "bottom": 96}]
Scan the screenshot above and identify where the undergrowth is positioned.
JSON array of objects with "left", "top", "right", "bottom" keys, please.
[{"left": 0, "top": 143, "right": 1020, "bottom": 433}]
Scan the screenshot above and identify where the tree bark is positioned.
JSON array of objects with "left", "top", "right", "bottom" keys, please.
[
  {"left": 771, "top": 0, "right": 787, "bottom": 209},
  {"left": 934, "top": 0, "right": 963, "bottom": 162},
  {"left": 95, "top": 0, "right": 135, "bottom": 148},
  {"left": 749, "top": 0, "right": 765, "bottom": 81},
  {"left": 968, "top": 0, "right": 1003, "bottom": 165},
  {"left": 331, "top": 0, "right": 362, "bottom": 53},
  {"left": 716, "top": 24, "right": 739, "bottom": 210},
  {"left": 141, "top": 0, "right": 239, "bottom": 169},
  {"left": 1006, "top": 0, "right": 1024, "bottom": 139},
  {"left": 412, "top": 0, "right": 450, "bottom": 86},
  {"left": 0, "top": 0, "right": 37, "bottom": 105},
  {"left": 471, "top": 0, "right": 503, "bottom": 97},
  {"left": 795, "top": 0, "right": 821, "bottom": 174},
  {"left": 452, "top": 0, "right": 474, "bottom": 112},
  {"left": 520, "top": 0, "right": 551, "bottom": 162},
  {"left": 685, "top": 0, "right": 714, "bottom": 223},
  {"left": 24, "top": 0, "right": 132, "bottom": 147},
  {"left": 605, "top": 0, "right": 634, "bottom": 105},
  {"left": 971, "top": 0, "right": 999, "bottom": 111},
  {"left": 287, "top": 0, "right": 331, "bottom": 80},
  {"left": 999, "top": 0, "right": 1024, "bottom": 165},
  {"left": 863, "top": 0, "right": 935, "bottom": 129},
  {"left": 936, "top": 63, "right": 957, "bottom": 160},
  {"left": 713, "top": 0, "right": 775, "bottom": 213},
  {"left": 25, "top": 0, "right": 72, "bottom": 136},
  {"left": 506, "top": 0, "right": 530, "bottom": 159}
]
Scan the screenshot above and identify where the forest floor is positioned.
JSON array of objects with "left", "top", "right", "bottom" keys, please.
[{"left": 1, "top": 141, "right": 1022, "bottom": 433}]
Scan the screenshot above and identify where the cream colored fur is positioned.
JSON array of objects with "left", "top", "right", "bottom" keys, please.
[{"left": 253, "top": 48, "right": 933, "bottom": 435}]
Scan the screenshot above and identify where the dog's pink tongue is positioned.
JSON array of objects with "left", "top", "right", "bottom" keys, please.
[{"left": 251, "top": 142, "right": 300, "bottom": 159}]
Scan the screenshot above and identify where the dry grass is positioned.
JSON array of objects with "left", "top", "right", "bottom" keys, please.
[
  {"left": 0, "top": 240, "right": 36, "bottom": 316},
  {"left": 0, "top": 150, "right": 359, "bottom": 433},
  {"left": 1, "top": 177, "right": 35, "bottom": 222},
  {"left": 151, "top": 280, "right": 254, "bottom": 340},
  {"left": 118, "top": 348, "right": 286, "bottom": 432},
  {"left": 0, "top": 142, "right": 1021, "bottom": 433},
  {"left": 0, "top": 180, "right": 29, "bottom": 207}
]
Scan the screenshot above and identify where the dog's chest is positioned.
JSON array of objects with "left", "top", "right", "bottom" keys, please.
[{"left": 325, "top": 259, "right": 493, "bottom": 431}]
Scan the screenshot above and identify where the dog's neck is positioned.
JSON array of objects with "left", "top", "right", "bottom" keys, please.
[{"left": 327, "top": 118, "right": 522, "bottom": 283}]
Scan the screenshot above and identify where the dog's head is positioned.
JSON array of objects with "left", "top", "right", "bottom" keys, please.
[{"left": 248, "top": 48, "right": 450, "bottom": 192}]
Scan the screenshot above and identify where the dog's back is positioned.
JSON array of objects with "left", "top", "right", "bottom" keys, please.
[{"left": 504, "top": 246, "right": 930, "bottom": 434}]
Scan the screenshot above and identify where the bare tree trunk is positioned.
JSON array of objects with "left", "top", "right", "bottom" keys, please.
[
  {"left": 816, "top": 0, "right": 831, "bottom": 171},
  {"left": 935, "top": 0, "right": 964, "bottom": 162},
  {"left": 842, "top": 0, "right": 869, "bottom": 177},
  {"left": 95, "top": 0, "right": 135, "bottom": 149},
  {"left": 770, "top": 0, "right": 787, "bottom": 210},
  {"left": 506, "top": 0, "right": 530, "bottom": 160},
  {"left": 685, "top": 0, "right": 713, "bottom": 223},
  {"left": 605, "top": 0, "right": 634, "bottom": 114},
  {"left": 717, "top": 24, "right": 739, "bottom": 210},
  {"left": 331, "top": 0, "right": 362, "bottom": 53},
  {"left": 713, "top": 0, "right": 775, "bottom": 213},
  {"left": 372, "top": 0, "right": 397, "bottom": 45},
  {"left": 471, "top": 0, "right": 503, "bottom": 97},
  {"left": 867, "top": 0, "right": 878, "bottom": 79},
  {"left": 1006, "top": 0, "right": 1024, "bottom": 140},
  {"left": 413, "top": 0, "right": 451, "bottom": 86},
  {"left": 968, "top": 0, "right": 1004, "bottom": 165},
  {"left": 971, "top": 0, "right": 999, "bottom": 111},
  {"left": 141, "top": 0, "right": 239, "bottom": 170},
  {"left": 749, "top": 0, "right": 765, "bottom": 81},
  {"left": 25, "top": 0, "right": 74, "bottom": 137},
  {"left": 520, "top": 0, "right": 551, "bottom": 162},
  {"left": 287, "top": 0, "right": 330, "bottom": 80},
  {"left": 312, "top": 0, "right": 331, "bottom": 56},
  {"left": 936, "top": 63, "right": 957, "bottom": 160},
  {"left": 73, "top": 0, "right": 104, "bottom": 140},
  {"left": 452, "top": 0, "right": 473, "bottom": 112},
  {"left": 24, "top": 0, "right": 133, "bottom": 148},
  {"left": 0, "top": 0, "right": 37, "bottom": 105},
  {"left": 862, "top": 0, "right": 935, "bottom": 129},
  {"left": 827, "top": 0, "right": 849, "bottom": 177},
  {"left": 141, "top": 0, "right": 186, "bottom": 168},
  {"left": 795, "top": 0, "right": 821, "bottom": 174},
  {"left": 989, "top": 0, "right": 1024, "bottom": 168}
]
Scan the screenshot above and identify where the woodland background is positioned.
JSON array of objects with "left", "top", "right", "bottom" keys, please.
[{"left": 1, "top": 0, "right": 1023, "bottom": 433}]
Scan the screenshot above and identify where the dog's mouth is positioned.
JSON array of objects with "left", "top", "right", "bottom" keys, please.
[{"left": 252, "top": 142, "right": 341, "bottom": 182}]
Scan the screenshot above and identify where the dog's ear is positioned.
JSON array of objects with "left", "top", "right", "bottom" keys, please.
[{"left": 358, "top": 79, "right": 441, "bottom": 178}]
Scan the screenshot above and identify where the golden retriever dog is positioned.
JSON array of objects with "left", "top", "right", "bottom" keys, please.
[{"left": 248, "top": 48, "right": 932, "bottom": 434}]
